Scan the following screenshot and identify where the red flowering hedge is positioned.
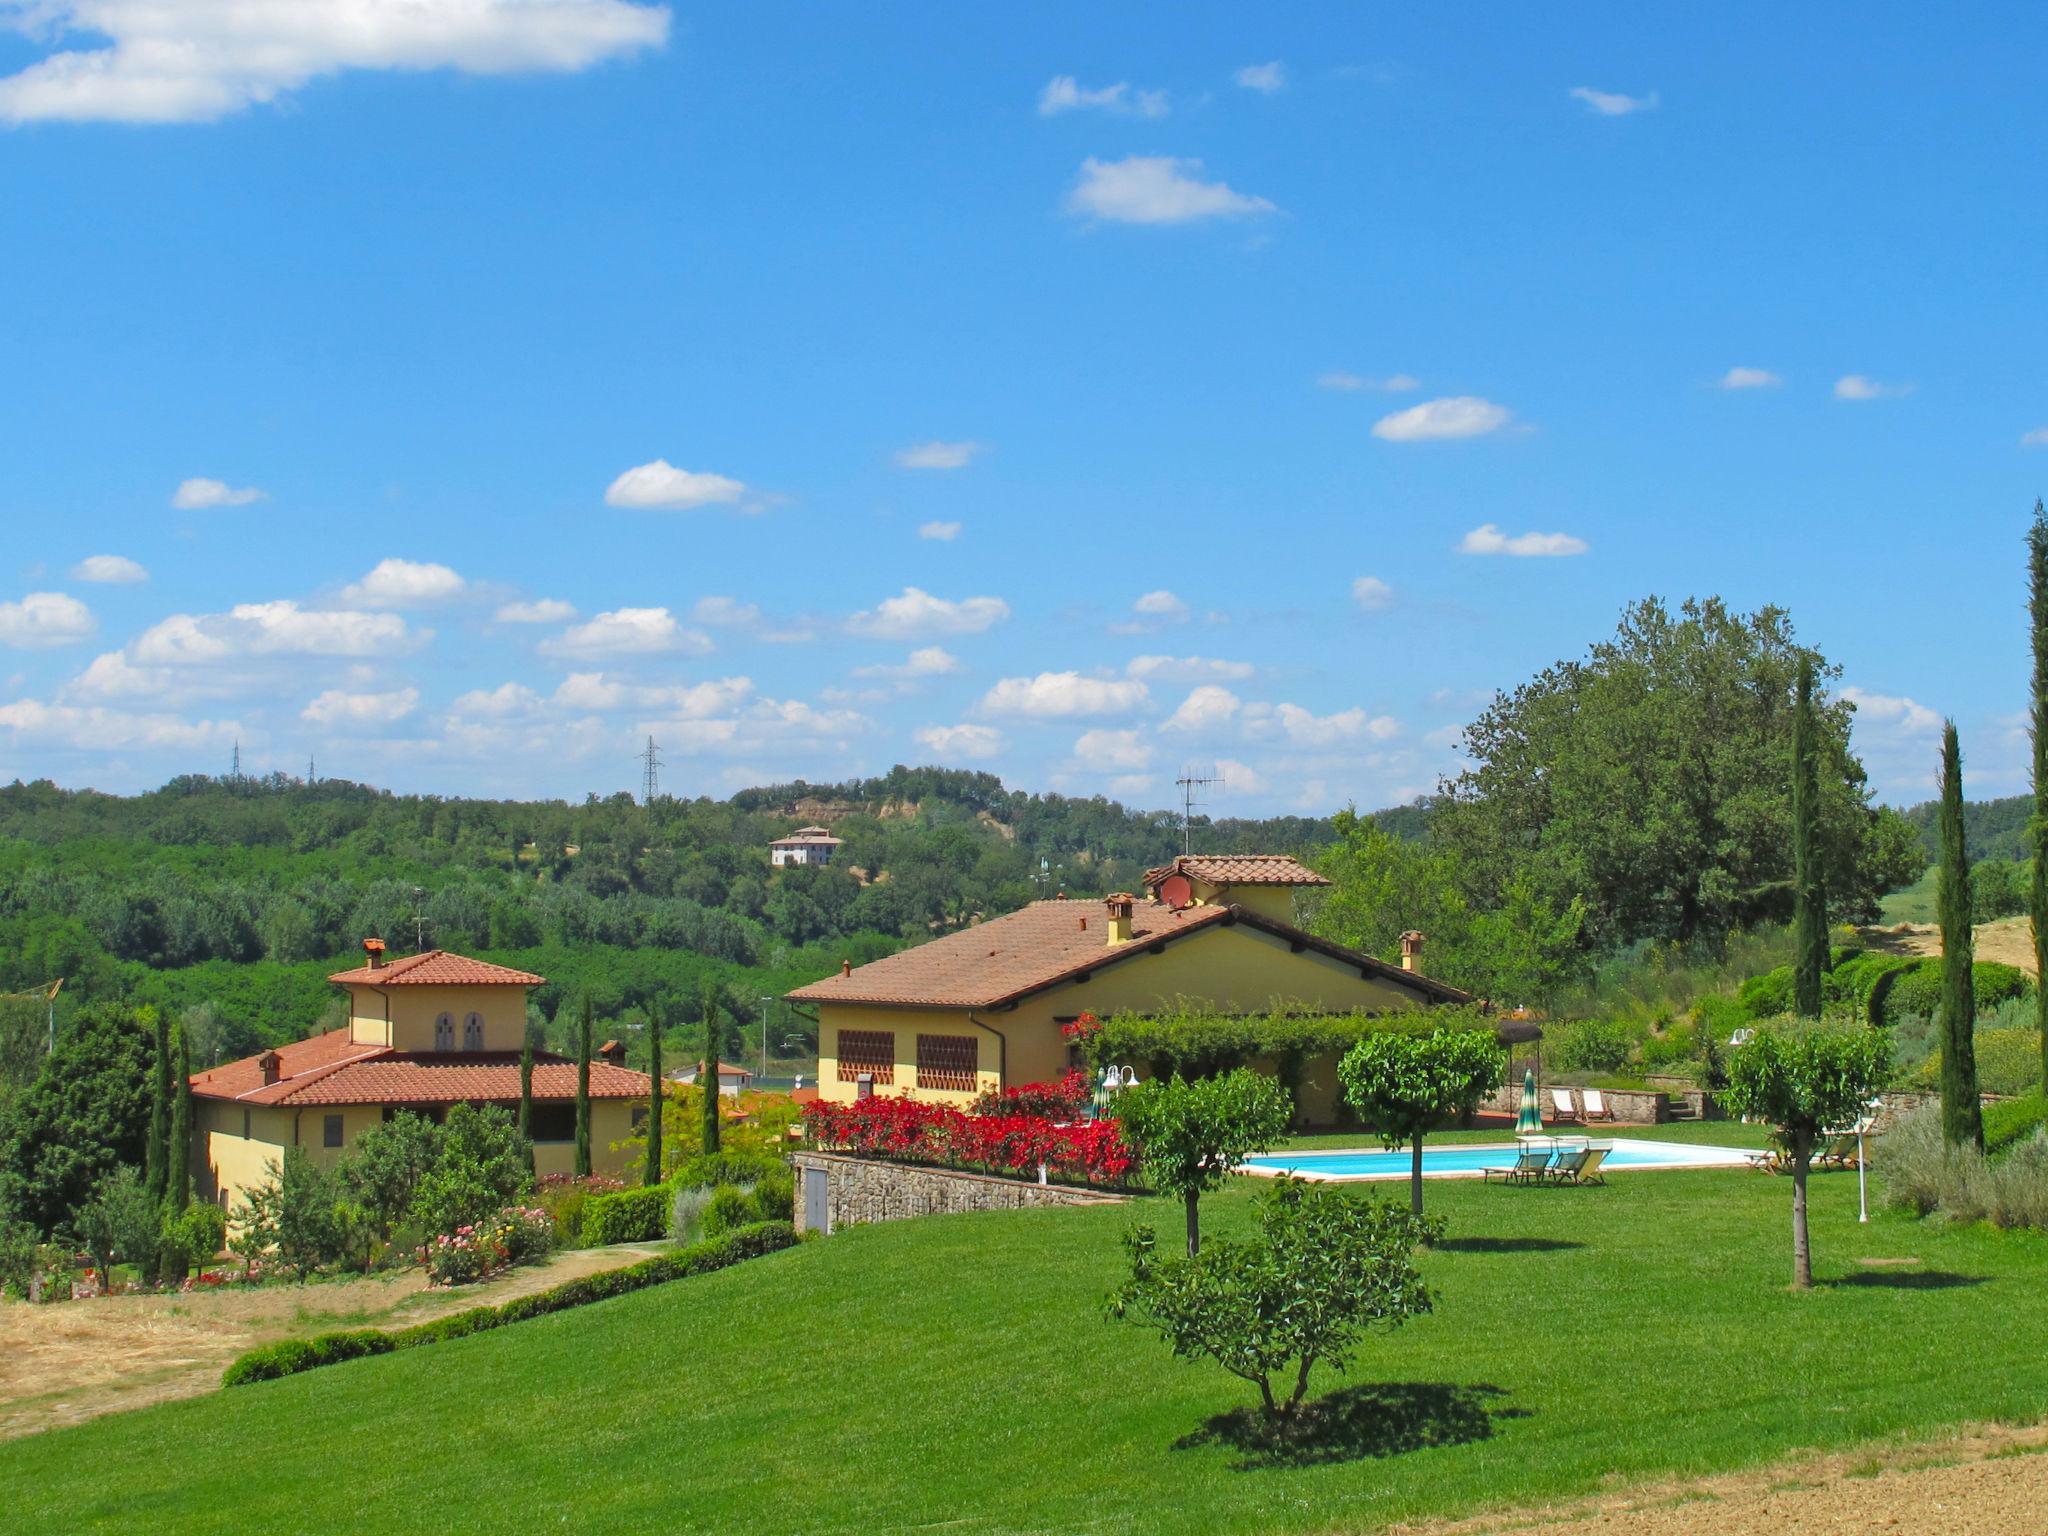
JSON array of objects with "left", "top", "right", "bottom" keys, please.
[{"left": 801, "top": 1086, "right": 1134, "bottom": 1189}]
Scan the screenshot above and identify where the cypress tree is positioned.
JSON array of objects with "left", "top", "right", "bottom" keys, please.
[
  {"left": 574, "top": 993, "right": 593, "bottom": 1177},
  {"left": 701, "top": 986, "right": 722, "bottom": 1156},
  {"left": 1937, "top": 721, "right": 1984, "bottom": 1150},
  {"left": 1790, "top": 657, "right": 1827, "bottom": 1017},
  {"left": 165, "top": 1022, "right": 192, "bottom": 1214},
  {"left": 2029, "top": 498, "right": 2048, "bottom": 1091},
  {"left": 645, "top": 1006, "right": 664, "bottom": 1186},
  {"left": 144, "top": 1008, "right": 170, "bottom": 1205},
  {"left": 518, "top": 1026, "right": 535, "bottom": 1175}
]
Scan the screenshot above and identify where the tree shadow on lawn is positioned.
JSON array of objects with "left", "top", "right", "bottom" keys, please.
[
  {"left": 1824, "top": 1269, "right": 1988, "bottom": 1291},
  {"left": 1434, "top": 1237, "right": 1583, "bottom": 1255},
  {"left": 1174, "top": 1382, "right": 1529, "bottom": 1470}
]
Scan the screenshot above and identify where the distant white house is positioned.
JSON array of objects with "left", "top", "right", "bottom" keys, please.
[
  {"left": 770, "top": 824, "right": 843, "bottom": 867},
  {"left": 667, "top": 1060, "right": 756, "bottom": 1098}
]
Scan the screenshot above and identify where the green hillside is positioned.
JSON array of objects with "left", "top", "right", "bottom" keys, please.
[{"left": 8, "top": 1158, "right": 2046, "bottom": 1534}]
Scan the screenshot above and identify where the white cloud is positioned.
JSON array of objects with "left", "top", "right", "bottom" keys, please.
[
  {"left": 918, "top": 520, "right": 962, "bottom": 541},
  {"left": 916, "top": 722, "right": 1003, "bottom": 760},
  {"left": 342, "top": 557, "right": 465, "bottom": 607},
  {"left": 1424, "top": 724, "right": 1466, "bottom": 752},
  {"left": 540, "top": 607, "right": 710, "bottom": 658},
  {"left": 847, "top": 586, "right": 1010, "bottom": 639},
  {"left": 1213, "top": 757, "right": 1265, "bottom": 794},
  {"left": 1834, "top": 374, "right": 1913, "bottom": 401},
  {"left": 1248, "top": 702, "right": 1400, "bottom": 747},
  {"left": 171, "top": 476, "right": 266, "bottom": 509},
  {"left": 0, "top": 0, "right": 670, "bottom": 125},
  {"left": 70, "top": 554, "right": 147, "bottom": 584},
  {"left": 894, "top": 440, "right": 982, "bottom": 470},
  {"left": 853, "top": 646, "right": 960, "bottom": 681},
  {"left": 2022, "top": 427, "right": 2048, "bottom": 448},
  {"left": 132, "top": 600, "right": 414, "bottom": 663},
  {"left": 1459, "top": 523, "right": 1589, "bottom": 558},
  {"left": 1126, "top": 655, "right": 1253, "bottom": 683},
  {"left": 690, "top": 596, "right": 762, "bottom": 627},
  {"left": 1234, "top": 61, "right": 1286, "bottom": 93},
  {"left": 1351, "top": 576, "right": 1394, "bottom": 611},
  {"left": 604, "top": 459, "right": 748, "bottom": 510},
  {"left": 0, "top": 592, "right": 94, "bottom": 649},
  {"left": 301, "top": 686, "right": 420, "bottom": 728},
  {"left": 1073, "top": 727, "right": 1151, "bottom": 772},
  {"left": 495, "top": 597, "right": 575, "bottom": 624},
  {"left": 981, "top": 672, "right": 1149, "bottom": 718},
  {"left": 1162, "top": 684, "right": 1241, "bottom": 734},
  {"left": 1372, "top": 396, "right": 1513, "bottom": 441},
  {"left": 1569, "top": 85, "right": 1658, "bottom": 116},
  {"left": 661, "top": 697, "right": 872, "bottom": 756},
  {"left": 552, "top": 673, "right": 751, "bottom": 715},
  {"left": 451, "top": 682, "right": 543, "bottom": 717},
  {"left": 1065, "top": 155, "right": 1276, "bottom": 225},
  {"left": 1842, "top": 687, "right": 1941, "bottom": 734},
  {"left": 1037, "top": 75, "right": 1167, "bottom": 118},
  {"left": 1716, "top": 367, "right": 1782, "bottom": 390},
  {"left": 1319, "top": 370, "right": 1419, "bottom": 392},
  {"left": 0, "top": 698, "right": 237, "bottom": 750},
  {"left": 1132, "top": 589, "right": 1190, "bottom": 623}
]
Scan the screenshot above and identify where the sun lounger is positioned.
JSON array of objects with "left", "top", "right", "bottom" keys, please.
[
  {"left": 1549, "top": 1087, "right": 1579, "bottom": 1122},
  {"left": 1579, "top": 1088, "right": 1613, "bottom": 1122},
  {"left": 1568, "top": 1144, "right": 1609, "bottom": 1185},
  {"left": 1485, "top": 1142, "right": 1556, "bottom": 1185}
]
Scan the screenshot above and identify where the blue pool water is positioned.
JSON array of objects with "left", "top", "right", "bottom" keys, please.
[{"left": 1243, "top": 1137, "right": 1754, "bottom": 1181}]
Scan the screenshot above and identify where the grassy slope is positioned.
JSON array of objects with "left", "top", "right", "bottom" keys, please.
[
  {"left": 1878, "top": 865, "right": 1940, "bottom": 925},
  {"left": 7, "top": 1162, "right": 2048, "bottom": 1535}
]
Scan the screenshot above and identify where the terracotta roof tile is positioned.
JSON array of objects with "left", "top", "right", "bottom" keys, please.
[
  {"left": 787, "top": 897, "right": 1468, "bottom": 1010},
  {"left": 1141, "top": 854, "right": 1331, "bottom": 889},
  {"left": 326, "top": 949, "right": 546, "bottom": 987},
  {"left": 189, "top": 1027, "right": 390, "bottom": 1103},
  {"left": 191, "top": 1028, "right": 649, "bottom": 1106}
]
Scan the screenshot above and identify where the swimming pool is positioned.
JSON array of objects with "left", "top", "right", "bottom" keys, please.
[{"left": 1242, "top": 1137, "right": 1755, "bottom": 1182}]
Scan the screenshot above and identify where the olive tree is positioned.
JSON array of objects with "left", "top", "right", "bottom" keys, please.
[
  {"left": 1109, "top": 1176, "right": 1437, "bottom": 1422},
  {"left": 1337, "top": 1028, "right": 1506, "bottom": 1216},
  {"left": 1114, "top": 1068, "right": 1291, "bottom": 1257},
  {"left": 1719, "top": 1021, "right": 1890, "bottom": 1289}
]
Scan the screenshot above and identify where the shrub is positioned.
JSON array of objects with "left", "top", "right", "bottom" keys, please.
[
  {"left": 1548, "top": 1019, "right": 1635, "bottom": 1074},
  {"left": 1876, "top": 1105, "right": 2048, "bottom": 1229},
  {"left": 222, "top": 1222, "right": 799, "bottom": 1387},
  {"left": 1637, "top": 1021, "right": 1698, "bottom": 1071},
  {"left": 1908, "top": 1029, "right": 2044, "bottom": 1099},
  {"left": 1737, "top": 966, "right": 1796, "bottom": 1020},
  {"left": 672, "top": 1151, "right": 784, "bottom": 1190},
  {"left": 969, "top": 1071, "right": 1092, "bottom": 1121},
  {"left": 157, "top": 1202, "right": 228, "bottom": 1281},
  {"left": 800, "top": 1100, "right": 1133, "bottom": 1188},
  {"left": 670, "top": 1185, "right": 717, "bottom": 1243},
  {"left": 700, "top": 1184, "right": 756, "bottom": 1240},
  {"left": 407, "top": 1104, "right": 534, "bottom": 1238},
  {"left": 0, "top": 1215, "right": 36, "bottom": 1299},
  {"left": 1883, "top": 959, "right": 2033, "bottom": 1029},
  {"left": 581, "top": 1181, "right": 673, "bottom": 1246},
  {"left": 1985, "top": 1093, "right": 2048, "bottom": 1155},
  {"left": 1690, "top": 992, "right": 1751, "bottom": 1039},
  {"left": 423, "top": 1206, "right": 554, "bottom": 1286},
  {"left": 752, "top": 1165, "right": 794, "bottom": 1225},
  {"left": 1823, "top": 951, "right": 1921, "bottom": 1019}
]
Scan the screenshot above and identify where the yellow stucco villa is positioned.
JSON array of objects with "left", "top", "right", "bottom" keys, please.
[
  {"left": 788, "top": 854, "right": 1469, "bottom": 1125},
  {"left": 190, "top": 942, "right": 650, "bottom": 1214}
]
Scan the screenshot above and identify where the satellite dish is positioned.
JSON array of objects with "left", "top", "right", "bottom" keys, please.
[{"left": 1159, "top": 873, "right": 1194, "bottom": 910}]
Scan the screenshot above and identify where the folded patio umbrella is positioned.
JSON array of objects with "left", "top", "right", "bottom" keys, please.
[{"left": 1515, "top": 1065, "right": 1543, "bottom": 1134}]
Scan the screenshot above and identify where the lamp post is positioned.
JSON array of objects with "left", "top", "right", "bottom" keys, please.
[{"left": 757, "top": 996, "right": 774, "bottom": 1081}]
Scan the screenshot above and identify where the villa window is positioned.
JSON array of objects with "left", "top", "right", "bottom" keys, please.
[
  {"left": 463, "top": 1013, "right": 484, "bottom": 1052},
  {"left": 434, "top": 1012, "right": 454, "bottom": 1051},
  {"left": 916, "top": 1034, "right": 978, "bottom": 1093},
  {"left": 323, "top": 1113, "right": 344, "bottom": 1149},
  {"left": 836, "top": 1029, "right": 895, "bottom": 1085},
  {"left": 528, "top": 1103, "right": 575, "bottom": 1143}
]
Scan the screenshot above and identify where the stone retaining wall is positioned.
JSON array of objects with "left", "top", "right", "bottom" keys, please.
[{"left": 789, "top": 1151, "right": 1126, "bottom": 1235}]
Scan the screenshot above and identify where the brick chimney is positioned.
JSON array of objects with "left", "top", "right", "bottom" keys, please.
[
  {"left": 1105, "top": 893, "right": 1135, "bottom": 945},
  {"left": 597, "top": 1039, "right": 626, "bottom": 1066},
  {"left": 258, "top": 1049, "right": 282, "bottom": 1087},
  {"left": 840, "top": 958, "right": 852, "bottom": 977},
  {"left": 362, "top": 937, "right": 386, "bottom": 970},
  {"left": 1399, "top": 930, "right": 1425, "bottom": 972}
]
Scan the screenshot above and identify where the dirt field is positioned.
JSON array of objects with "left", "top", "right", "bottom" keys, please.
[
  {"left": 0, "top": 1242, "right": 664, "bottom": 1441},
  {"left": 1861, "top": 915, "right": 2037, "bottom": 974},
  {"left": 1402, "top": 1423, "right": 2048, "bottom": 1536}
]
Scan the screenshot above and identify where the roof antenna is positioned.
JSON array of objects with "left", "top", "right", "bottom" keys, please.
[{"left": 1175, "top": 766, "right": 1223, "bottom": 856}]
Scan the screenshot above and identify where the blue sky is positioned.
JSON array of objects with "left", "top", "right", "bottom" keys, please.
[{"left": 2, "top": 3, "right": 2045, "bottom": 813}]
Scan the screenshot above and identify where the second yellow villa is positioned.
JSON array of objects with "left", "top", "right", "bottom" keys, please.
[
  {"left": 190, "top": 941, "right": 651, "bottom": 1213},
  {"left": 788, "top": 854, "right": 1469, "bottom": 1124}
]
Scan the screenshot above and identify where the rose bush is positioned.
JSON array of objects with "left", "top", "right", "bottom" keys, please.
[
  {"left": 423, "top": 1206, "right": 555, "bottom": 1287},
  {"left": 801, "top": 1096, "right": 1133, "bottom": 1187}
]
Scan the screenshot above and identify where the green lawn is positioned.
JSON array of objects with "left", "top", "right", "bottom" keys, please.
[
  {"left": 6, "top": 1157, "right": 2046, "bottom": 1534},
  {"left": 1879, "top": 865, "right": 1940, "bottom": 925}
]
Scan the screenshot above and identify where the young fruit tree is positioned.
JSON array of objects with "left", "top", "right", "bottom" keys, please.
[
  {"left": 1109, "top": 1176, "right": 1438, "bottom": 1423},
  {"left": 1337, "top": 1027, "right": 1507, "bottom": 1215},
  {"left": 1718, "top": 1021, "right": 1890, "bottom": 1289},
  {"left": 1114, "top": 1069, "right": 1292, "bottom": 1256}
]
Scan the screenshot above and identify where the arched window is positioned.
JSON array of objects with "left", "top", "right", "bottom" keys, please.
[
  {"left": 463, "top": 1013, "right": 484, "bottom": 1052},
  {"left": 434, "top": 1012, "right": 454, "bottom": 1051}
]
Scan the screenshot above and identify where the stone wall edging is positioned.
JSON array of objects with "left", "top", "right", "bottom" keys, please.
[{"left": 790, "top": 1150, "right": 1127, "bottom": 1234}]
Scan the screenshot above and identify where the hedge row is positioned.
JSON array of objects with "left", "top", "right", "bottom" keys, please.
[
  {"left": 1089, "top": 1005, "right": 1493, "bottom": 1082},
  {"left": 579, "top": 1152, "right": 790, "bottom": 1246},
  {"left": 222, "top": 1221, "right": 797, "bottom": 1388},
  {"left": 1735, "top": 954, "right": 2032, "bottom": 1029}
]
